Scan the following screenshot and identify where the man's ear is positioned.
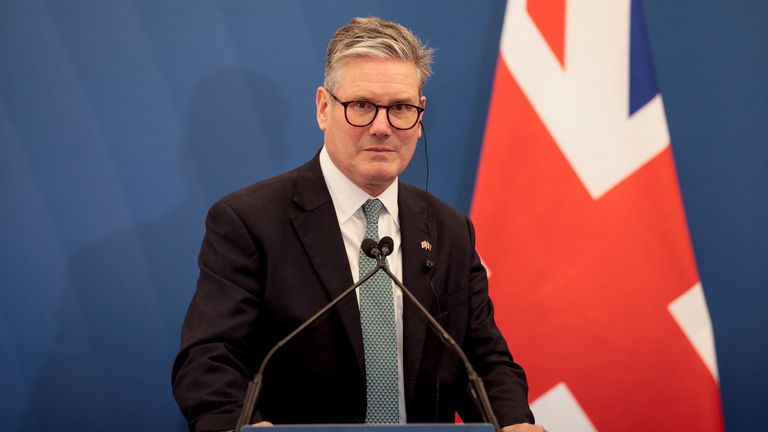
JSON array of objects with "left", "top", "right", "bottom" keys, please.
[{"left": 316, "top": 86, "right": 329, "bottom": 131}]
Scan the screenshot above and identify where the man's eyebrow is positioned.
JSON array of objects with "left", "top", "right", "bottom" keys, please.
[
  {"left": 388, "top": 97, "right": 418, "bottom": 105},
  {"left": 380, "top": 98, "right": 421, "bottom": 105},
  {"left": 345, "top": 94, "right": 418, "bottom": 105}
]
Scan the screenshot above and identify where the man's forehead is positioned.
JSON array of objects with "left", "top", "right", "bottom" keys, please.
[{"left": 335, "top": 57, "right": 421, "bottom": 98}]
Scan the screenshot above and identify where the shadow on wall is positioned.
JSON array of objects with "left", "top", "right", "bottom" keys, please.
[{"left": 20, "top": 69, "right": 292, "bottom": 432}]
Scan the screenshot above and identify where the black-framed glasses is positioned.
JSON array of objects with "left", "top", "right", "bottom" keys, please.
[{"left": 328, "top": 90, "right": 424, "bottom": 130}]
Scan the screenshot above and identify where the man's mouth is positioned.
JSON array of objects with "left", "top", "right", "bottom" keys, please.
[{"left": 365, "top": 146, "right": 395, "bottom": 153}]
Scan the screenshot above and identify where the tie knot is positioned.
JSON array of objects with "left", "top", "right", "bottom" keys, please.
[
  {"left": 362, "top": 199, "right": 383, "bottom": 241},
  {"left": 362, "top": 199, "right": 383, "bottom": 223}
]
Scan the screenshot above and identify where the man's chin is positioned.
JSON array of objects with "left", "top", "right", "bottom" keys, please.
[
  {"left": 366, "top": 171, "right": 399, "bottom": 184},
  {"left": 357, "top": 171, "right": 400, "bottom": 195}
]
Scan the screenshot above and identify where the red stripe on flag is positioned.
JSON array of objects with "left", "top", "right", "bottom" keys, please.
[{"left": 527, "top": 0, "right": 567, "bottom": 66}]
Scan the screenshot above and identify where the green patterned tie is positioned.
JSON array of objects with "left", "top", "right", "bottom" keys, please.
[{"left": 359, "top": 199, "right": 400, "bottom": 423}]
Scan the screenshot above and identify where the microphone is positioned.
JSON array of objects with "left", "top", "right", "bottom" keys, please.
[
  {"left": 378, "top": 236, "right": 394, "bottom": 258},
  {"left": 362, "top": 237, "right": 392, "bottom": 261},
  {"left": 235, "top": 238, "right": 387, "bottom": 431},
  {"left": 368, "top": 236, "right": 501, "bottom": 432},
  {"left": 361, "top": 238, "right": 380, "bottom": 260}
]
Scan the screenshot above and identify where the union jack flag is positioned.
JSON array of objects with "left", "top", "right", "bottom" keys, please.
[{"left": 471, "top": 0, "right": 725, "bottom": 429}]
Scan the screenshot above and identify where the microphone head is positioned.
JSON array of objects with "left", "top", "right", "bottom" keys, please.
[
  {"left": 379, "top": 236, "right": 395, "bottom": 257},
  {"left": 361, "top": 238, "right": 380, "bottom": 259}
]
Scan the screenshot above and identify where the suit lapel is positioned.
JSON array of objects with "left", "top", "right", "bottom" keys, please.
[
  {"left": 398, "top": 185, "right": 438, "bottom": 407},
  {"left": 290, "top": 157, "right": 365, "bottom": 376}
]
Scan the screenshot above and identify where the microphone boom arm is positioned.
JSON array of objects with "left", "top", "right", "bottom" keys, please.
[
  {"left": 236, "top": 236, "right": 501, "bottom": 432},
  {"left": 376, "top": 259, "right": 501, "bottom": 432},
  {"left": 235, "top": 260, "right": 387, "bottom": 431}
]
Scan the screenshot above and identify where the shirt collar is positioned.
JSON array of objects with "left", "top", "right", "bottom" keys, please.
[{"left": 319, "top": 146, "right": 399, "bottom": 226}]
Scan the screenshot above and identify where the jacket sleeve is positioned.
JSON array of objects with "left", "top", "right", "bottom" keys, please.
[
  {"left": 172, "top": 200, "right": 265, "bottom": 432},
  {"left": 458, "top": 216, "right": 535, "bottom": 426}
]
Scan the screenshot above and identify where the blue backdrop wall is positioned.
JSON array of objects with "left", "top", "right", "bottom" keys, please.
[{"left": 1, "top": 1, "right": 766, "bottom": 431}]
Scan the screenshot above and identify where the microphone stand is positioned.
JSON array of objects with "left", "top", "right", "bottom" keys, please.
[
  {"left": 236, "top": 238, "right": 501, "bottom": 432},
  {"left": 372, "top": 247, "right": 501, "bottom": 432},
  {"left": 234, "top": 261, "right": 386, "bottom": 431}
]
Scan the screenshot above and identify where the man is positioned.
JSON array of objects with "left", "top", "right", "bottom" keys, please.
[{"left": 173, "top": 17, "right": 543, "bottom": 432}]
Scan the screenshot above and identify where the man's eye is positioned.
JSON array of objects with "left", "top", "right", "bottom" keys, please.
[
  {"left": 392, "top": 104, "right": 413, "bottom": 113},
  {"left": 352, "top": 101, "right": 372, "bottom": 110}
]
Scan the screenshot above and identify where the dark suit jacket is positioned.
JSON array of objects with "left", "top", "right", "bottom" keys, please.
[{"left": 172, "top": 155, "right": 533, "bottom": 431}]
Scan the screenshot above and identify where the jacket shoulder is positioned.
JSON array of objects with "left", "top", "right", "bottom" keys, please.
[
  {"left": 212, "top": 156, "right": 322, "bottom": 216},
  {"left": 399, "top": 182, "right": 470, "bottom": 225}
]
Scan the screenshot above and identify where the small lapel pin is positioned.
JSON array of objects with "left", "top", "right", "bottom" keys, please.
[{"left": 420, "top": 240, "right": 432, "bottom": 252}]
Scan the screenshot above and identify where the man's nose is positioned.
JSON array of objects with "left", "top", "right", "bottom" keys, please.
[{"left": 368, "top": 107, "right": 392, "bottom": 136}]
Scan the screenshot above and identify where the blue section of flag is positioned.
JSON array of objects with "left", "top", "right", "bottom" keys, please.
[{"left": 629, "top": 0, "right": 660, "bottom": 116}]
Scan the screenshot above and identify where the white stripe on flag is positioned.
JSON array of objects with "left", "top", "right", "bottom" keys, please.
[
  {"left": 668, "top": 282, "right": 720, "bottom": 381},
  {"left": 531, "top": 382, "right": 597, "bottom": 432}
]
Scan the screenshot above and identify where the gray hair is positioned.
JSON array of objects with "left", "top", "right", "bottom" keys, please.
[{"left": 323, "top": 17, "right": 435, "bottom": 93}]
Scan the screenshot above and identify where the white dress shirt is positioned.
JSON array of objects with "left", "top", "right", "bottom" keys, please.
[{"left": 319, "top": 146, "right": 406, "bottom": 423}]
